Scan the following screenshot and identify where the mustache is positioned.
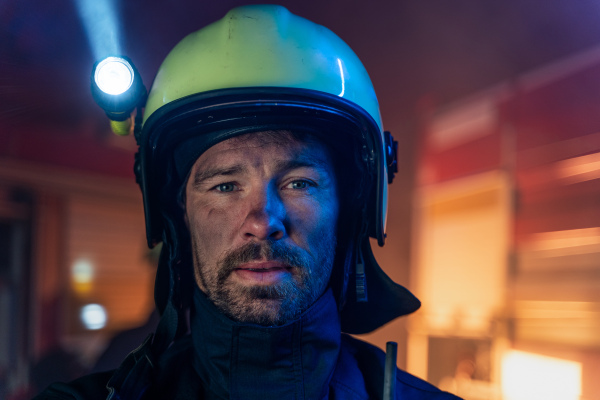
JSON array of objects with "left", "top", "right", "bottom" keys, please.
[{"left": 217, "top": 241, "right": 310, "bottom": 283}]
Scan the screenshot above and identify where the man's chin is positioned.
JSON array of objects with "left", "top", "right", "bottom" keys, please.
[
  {"left": 223, "top": 297, "right": 291, "bottom": 326},
  {"left": 211, "top": 284, "right": 304, "bottom": 326}
]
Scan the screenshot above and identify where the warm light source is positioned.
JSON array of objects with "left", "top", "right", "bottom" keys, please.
[
  {"left": 556, "top": 151, "right": 600, "bottom": 184},
  {"left": 501, "top": 350, "right": 581, "bottom": 400},
  {"left": 71, "top": 258, "right": 94, "bottom": 295}
]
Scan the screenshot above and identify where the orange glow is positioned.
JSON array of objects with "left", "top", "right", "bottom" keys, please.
[
  {"left": 502, "top": 350, "right": 581, "bottom": 400},
  {"left": 524, "top": 227, "right": 600, "bottom": 253},
  {"left": 71, "top": 258, "right": 95, "bottom": 295},
  {"left": 555, "top": 152, "right": 600, "bottom": 184}
]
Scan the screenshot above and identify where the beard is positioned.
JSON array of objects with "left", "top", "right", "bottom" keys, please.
[{"left": 192, "top": 235, "right": 336, "bottom": 326}]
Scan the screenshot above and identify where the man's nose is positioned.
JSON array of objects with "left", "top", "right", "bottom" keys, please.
[{"left": 241, "top": 185, "right": 286, "bottom": 241}]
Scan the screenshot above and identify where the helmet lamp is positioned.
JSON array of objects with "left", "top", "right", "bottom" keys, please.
[
  {"left": 94, "top": 57, "right": 134, "bottom": 95},
  {"left": 91, "top": 56, "right": 146, "bottom": 123}
]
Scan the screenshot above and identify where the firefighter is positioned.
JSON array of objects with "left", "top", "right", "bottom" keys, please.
[{"left": 36, "top": 5, "right": 460, "bottom": 399}]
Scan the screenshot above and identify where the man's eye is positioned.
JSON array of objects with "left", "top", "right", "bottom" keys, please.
[
  {"left": 215, "top": 183, "right": 236, "bottom": 192},
  {"left": 289, "top": 180, "right": 311, "bottom": 189}
]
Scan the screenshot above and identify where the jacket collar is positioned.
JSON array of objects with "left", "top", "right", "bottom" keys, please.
[{"left": 191, "top": 287, "right": 341, "bottom": 400}]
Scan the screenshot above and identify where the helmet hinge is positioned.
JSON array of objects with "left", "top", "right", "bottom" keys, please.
[{"left": 384, "top": 131, "right": 398, "bottom": 184}]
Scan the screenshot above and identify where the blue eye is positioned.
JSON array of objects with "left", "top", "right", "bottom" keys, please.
[
  {"left": 290, "top": 180, "right": 310, "bottom": 189},
  {"left": 216, "top": 183, "right": 236, "bottom": 192}
]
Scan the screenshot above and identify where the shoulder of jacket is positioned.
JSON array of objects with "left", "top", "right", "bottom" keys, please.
[
  {"left": 32, "top": 371, "right": 114, "bottom": 400},
  {"left": 340, "top": 334, "right": 463, "bottom": 400},
  {"left": 34, "top": 336, "right": 196, "bottom": 400}
]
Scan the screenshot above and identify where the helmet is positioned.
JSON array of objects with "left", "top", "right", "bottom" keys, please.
[{"left": 135, "top": 5, "right": 419, "bottom": 342}]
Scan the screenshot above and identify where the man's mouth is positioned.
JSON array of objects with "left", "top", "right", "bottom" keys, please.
[{"left": 233, "top": 261, "right": 293, "bottom": 284}]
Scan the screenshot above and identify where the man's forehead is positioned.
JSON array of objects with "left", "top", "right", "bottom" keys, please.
[
  {"left": 192, "top": 130, "right": 335, "bottom": 169},
  {"left": 219, "top": 130, "right": 320, "bottom": 149}
]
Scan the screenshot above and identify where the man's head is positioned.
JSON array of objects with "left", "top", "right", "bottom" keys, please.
[
  {"left": 184, "top": 130, "right": 339, "bottom": 325},
  {"left": 128, "top": 5, "right": 419, "bottom": 341}
]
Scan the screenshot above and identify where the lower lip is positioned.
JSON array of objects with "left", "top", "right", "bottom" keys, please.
[{"left": 234, "top": 268, "right": 291, "bottom": 284}]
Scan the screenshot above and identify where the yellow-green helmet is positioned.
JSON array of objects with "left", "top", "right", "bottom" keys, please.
[
  {"left": 137, "top": 4, "right": 419, "bottom": 336},
  {"left": 143, "top": 5, "right": 383, "bottom": 130}
]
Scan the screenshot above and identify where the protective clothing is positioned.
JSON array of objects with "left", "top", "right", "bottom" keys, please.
[{"left": 34, "top": 288, "right": 460, "bottom": 400}]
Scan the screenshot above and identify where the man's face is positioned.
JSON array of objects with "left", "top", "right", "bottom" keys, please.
[{"left": 185, "top": 131, "right": 339, "bottom": 326}]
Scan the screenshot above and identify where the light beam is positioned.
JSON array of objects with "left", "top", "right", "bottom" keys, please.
[{"left": 74, "top": 0, "right": 122, "bottom": 60}]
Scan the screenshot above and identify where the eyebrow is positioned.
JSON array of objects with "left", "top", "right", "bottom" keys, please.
[
  {"left": 192, "top": 155, "right": 333, "bottom": 186},
  {"left": 274, "top": 157, "right": 332, "bottom": 175},
  {"left": 192, "top": 165, "right": 247, "bottom": 186}
]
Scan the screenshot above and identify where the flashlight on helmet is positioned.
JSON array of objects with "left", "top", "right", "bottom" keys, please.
[{"left": 91, "top": 56, "right": 146, "bottom": 136}]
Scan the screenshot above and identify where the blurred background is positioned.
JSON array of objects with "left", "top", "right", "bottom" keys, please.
[{"left": 2, "top": 0, "right": 600, "bottom": 399}]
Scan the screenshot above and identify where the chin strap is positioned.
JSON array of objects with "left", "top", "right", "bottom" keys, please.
[
  {"left": 355, "top": 215, "right": 369, "bottom": 303},
  {"left": 355, "top": 246, "right": 367, "bottom": 302}
]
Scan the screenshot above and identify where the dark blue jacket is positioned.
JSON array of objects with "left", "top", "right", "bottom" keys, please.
[{"left": 35, "top": 289, "right": 461, "bottom": 400}]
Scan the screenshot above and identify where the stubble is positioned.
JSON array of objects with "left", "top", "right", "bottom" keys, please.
[{"left": 192, "top": 236, "right": 336, "bottom": 326}]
